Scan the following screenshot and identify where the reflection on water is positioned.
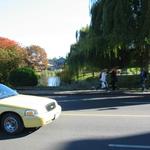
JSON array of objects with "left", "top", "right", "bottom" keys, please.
[{"left": 48, "top": 77, "right": 60, "bottom": 87}]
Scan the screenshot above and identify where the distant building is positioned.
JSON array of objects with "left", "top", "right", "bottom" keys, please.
[{"left": 48, "top": 57, "right": 65, "bottom": 70}]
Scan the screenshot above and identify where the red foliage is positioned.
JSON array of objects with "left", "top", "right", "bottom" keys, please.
[{"left": 0, "top": 37, "right": 18, "bottom": 48}]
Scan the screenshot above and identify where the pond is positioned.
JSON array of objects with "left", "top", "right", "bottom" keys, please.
[{"left": 48, "top": 76, "right": 61, "bottom": 87}]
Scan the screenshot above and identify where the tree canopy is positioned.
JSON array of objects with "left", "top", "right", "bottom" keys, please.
[
  {"left": 66, "top": 0, "right": 150, "bottom": 77},
  {"left": 0, "top": 37, "right": 18, "bottom": 48},
  {"left": 0, "top": 37, "right": 48, "bottom": 84},
  {"left": 25, "top": 45, "right": 48, "bottom": 71},
  {"left": 0, "top": 37, "right": 26, "bottom": 83}
]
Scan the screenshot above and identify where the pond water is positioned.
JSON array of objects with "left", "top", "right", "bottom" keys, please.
[{"left": 48, "top": 76, "right": 61, "bottom": 87}]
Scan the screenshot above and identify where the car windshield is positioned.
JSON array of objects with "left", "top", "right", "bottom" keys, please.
[{"left": 0, "top": 84, "right": 18, "bottom": 99}]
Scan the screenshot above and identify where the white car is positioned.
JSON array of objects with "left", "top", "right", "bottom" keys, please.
[{"left": 0, "top": 84, "right": 61, "bottom": 135}]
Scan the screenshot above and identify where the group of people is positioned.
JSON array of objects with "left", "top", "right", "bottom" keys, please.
[
  {"left": 99, "top": 68, "right": 117, "bottom": 90},
  {"left": 99, "top": 68, "right": 148, "bottom": 91}
]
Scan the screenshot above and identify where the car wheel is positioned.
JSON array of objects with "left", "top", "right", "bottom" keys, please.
[{"left": 1, "top": 113, "right": 24, "bottom": 135}]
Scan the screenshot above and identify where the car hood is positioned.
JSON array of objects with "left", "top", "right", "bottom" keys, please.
[{"left": 0, "top": 94, "right": 56, "bottom": 110}]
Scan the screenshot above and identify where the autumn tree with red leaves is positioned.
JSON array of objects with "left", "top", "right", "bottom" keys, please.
[
  {"left": 0, "top": 37, "right": 26, "bottom": 83},
  {"left": 0, "top": 37, "right": 48, "bottom": 84},
  {"left": 0, "top": 37, "right": 18, "bottom": 48}
]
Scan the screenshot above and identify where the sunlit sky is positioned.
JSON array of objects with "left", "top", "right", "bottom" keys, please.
[{"left": 0, "top": 0, "right": 91, "bottom": 58}]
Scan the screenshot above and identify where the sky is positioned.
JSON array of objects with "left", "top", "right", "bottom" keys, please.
[{"left": 0, "top": 0, "right": 91, "bottom": 59}]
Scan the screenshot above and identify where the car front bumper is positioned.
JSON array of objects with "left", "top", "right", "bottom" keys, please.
[{"left": 23, "top": 105, "right": 61, "bottom": 128}]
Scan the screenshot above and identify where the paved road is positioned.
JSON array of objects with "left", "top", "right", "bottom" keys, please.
[{"left": 1, "top": 91, "right": 150, "bottom": 150}]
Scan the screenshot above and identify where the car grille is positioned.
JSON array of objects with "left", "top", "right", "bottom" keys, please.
[{"left": 46, "top": 102, "right": 56, "bottom": 111}]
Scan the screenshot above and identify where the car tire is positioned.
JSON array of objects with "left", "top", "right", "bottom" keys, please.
[{"left": 1, "top": 113, "right": 24, "bottom": 135}]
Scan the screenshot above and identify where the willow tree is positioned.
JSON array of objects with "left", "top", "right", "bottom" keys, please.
[
  {"left": 67, "top": 0, "right": 150, "bottom": 77},
  {"left": 67, "top": 27, "right": 89, "bottom": 78},
  {"left": 133, "top": 0, "right": 150, "bottom": 68},
  {"left": 90, "top": 0, "right": 150, "bottom": 69},
  {"left": 90, "top": 0, "right": 130, "bottom": 68}
]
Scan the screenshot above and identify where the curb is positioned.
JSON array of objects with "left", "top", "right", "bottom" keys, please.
[{"left": 17, "top": 89, "right": 150, "bottom": 96}]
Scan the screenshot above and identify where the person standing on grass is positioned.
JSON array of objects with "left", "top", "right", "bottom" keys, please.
[
  {"left": 99, "top": 69, "right": 108, "bottom": 89},
  {"left": 140, "top": 68, "right": 147, "bottom": 92},
  {"left": 110, "top": 68, "right": 117, "bottom": 90}
]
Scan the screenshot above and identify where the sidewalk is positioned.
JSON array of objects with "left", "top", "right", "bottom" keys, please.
[
  {"left": 17, "top": 89, "right": 107, "bottom": 96},
  {"left": 17, "top": 88, "right": 150, "bottom": 96}
]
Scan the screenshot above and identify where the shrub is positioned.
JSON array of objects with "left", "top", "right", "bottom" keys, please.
[
  {"left": 57, "top": 70, "right": 73, "bottom": 84},
  {"left": 38, "top": 70, "right": 49, "bottom": 86},
  {"left": 117, "top": 75, "right": 140, "bottom": 89},
  {"left": 9, "top": 67, "right": 38, "bottom": 87}
]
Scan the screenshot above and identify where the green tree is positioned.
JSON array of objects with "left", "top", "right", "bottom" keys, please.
[
  {"left": 67, "top": 0, "right": 150, "bottom": 80},
  {"left": 90, "top": 0, "right": 150, "bottom": 68}
]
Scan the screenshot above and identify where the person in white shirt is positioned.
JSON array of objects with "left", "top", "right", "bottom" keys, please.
[{"left": 99, "top": 69, "right": 108, "bottom": 89}]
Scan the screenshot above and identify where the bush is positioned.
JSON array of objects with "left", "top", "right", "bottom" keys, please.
[
  {"left": 117, "top": 75, "right": 140, "bottom": 89},
  {"left": 56, "top": 69, "right": 73, "bottom": 84},
  {"left": 38, "top": 70, "right": 49, "bottom": 86},
  {"left": 9, "top": 67, "right": 38, "bottom": 87}
]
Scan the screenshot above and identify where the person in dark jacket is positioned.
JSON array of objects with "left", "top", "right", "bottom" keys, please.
[
  {"left": 140, "top": 68, "right": 148, "bottom": 92},
  {"left": 110, "top": 68, "right": 117, "bottom": 90}
]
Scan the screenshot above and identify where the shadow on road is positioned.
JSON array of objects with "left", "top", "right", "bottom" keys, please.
[
  {"left": 62, "top": 132, "right": 150, "bottom": 150},
  {"left": 0, "top": 127, "right": 40, "bottom": 140},
  {"left": 55, "top": 92, "right": 150, "bottom": 111}
]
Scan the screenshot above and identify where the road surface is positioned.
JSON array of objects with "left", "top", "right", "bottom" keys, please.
[{"left": 0, "top": 91, "right": 150, "bottom": 150}]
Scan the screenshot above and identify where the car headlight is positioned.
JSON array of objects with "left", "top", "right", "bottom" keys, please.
[{"left": 24, "top": 110, "right": 38, "bottom": 116}]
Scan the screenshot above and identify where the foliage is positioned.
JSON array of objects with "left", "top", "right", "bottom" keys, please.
[
  {"left": 9, "top": 67, "right": 38, "bottom": 87},
  {"left": 67, "top": 27, "right": 98, "bottom": 78},
  {"left": 56, "top": 66, "right": 73, "bottom": 84},
  {"left": 66, "top": 0, "right": 150, "bottom": 80},
  {"left": 0, "top": 37, "right": 18, "bottom": 48},
  {"left": 0, "top": 37, "right": 50, "bottom": 86},
  {"left": 38, "top": 70, "right": 49, "bottom": 86},
  {"left": 117, "top": 75, "right": 141, "bottom": 89},
  {"left": 0, "top": 37, "right": 26, "bottom": 83},
  {"left": 25, "top": 45, "right": 48, "bottom": 71},
  {"left": 90, "top": 0, "right": 150, "bottom": 68}
]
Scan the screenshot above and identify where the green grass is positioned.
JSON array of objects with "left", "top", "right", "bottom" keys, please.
[
  {"left": 36, "top": 69, "right": 148, "bottom": 90},
  {"left": 70, "top": 73, "right": 148, "bottom": 90}
]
